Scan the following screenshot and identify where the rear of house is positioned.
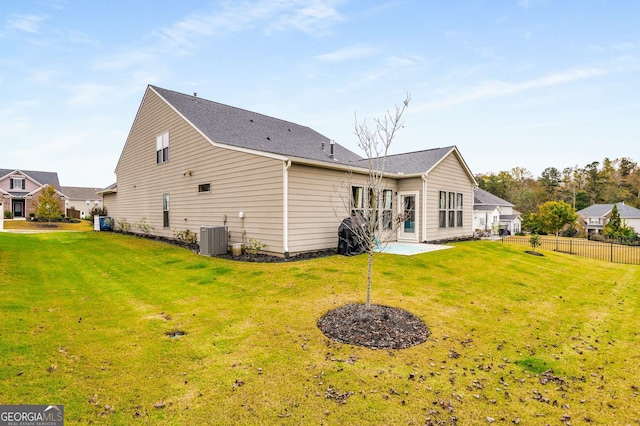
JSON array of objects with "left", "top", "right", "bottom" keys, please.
[{"left": 103, "top": 86, "right": 476, "bottom": 256}]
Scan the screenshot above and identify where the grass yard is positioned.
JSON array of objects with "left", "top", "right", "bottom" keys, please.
[
  {"left": 2, "top": 218, "right": 93, "bottom": 232},
  {"left": 1, "top": 232, "right": 639, "bottom": 425}
]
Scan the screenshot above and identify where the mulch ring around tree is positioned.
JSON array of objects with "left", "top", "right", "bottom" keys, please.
[
  {"left": 524, "top": 250, "right": 544, "bottom": 257},
  {"left": 318, "top": 303, "right": 430, "bottom": 349}
]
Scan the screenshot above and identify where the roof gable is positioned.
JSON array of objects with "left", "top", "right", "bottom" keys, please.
[
  {"left": 150, "top": 86, "right": 363, "bottom": 165},
  {"left": 474, "top": 187, "right": 515, "bottom": 207},
  {"left": 0, "top": 168, "right": 61, "bottom": 190},
  {"left": 60, "top": 186, "right": 102, "bottom": 199},
  {"left": 577, "top": 202, "right": 640, "bottom": 219}
]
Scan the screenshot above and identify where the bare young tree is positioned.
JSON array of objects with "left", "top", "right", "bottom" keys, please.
[{"left": 338, "top": 94, "right": 410, "bottom": 309}]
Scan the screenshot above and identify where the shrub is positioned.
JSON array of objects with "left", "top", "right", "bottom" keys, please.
[
  {"left": 529, "top": 233, "right": 541, "bottom": 253},
  {"left": 135, "top": 217, "right": 154, "bottom": 235},
  {"left": 561, "top": 226, "right": 578, "bottom": 238},
  {"left": 89, "top": 206, "right": 108, "bottom": 220},
  {"left": 245, "top": 238, "right": 267, "bottom": 256},
  {"left": 4, "top": 211, "right": 13, "bottom": 219},
  {"left": 115, "top": 218, "right": 131, "bottom": 233},
  {"left": 175, "top": 229, "right": 198, "bottom": 245}
]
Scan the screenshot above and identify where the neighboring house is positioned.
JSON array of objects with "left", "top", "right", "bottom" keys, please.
[
  {"left": 473, "top": 187, "right": 522, "bottom": 236},
  {"left": 61, "top": 186, "right": 104, "bottom": 219},
  {"left": 0, "top": 168, "right": 65, "bottom": 218},
  {"left": 102, "top": 85, "right": 477, "bottom": 256},
  {"left": 576, "top": 202, "right": 640, "bottom": 235}
]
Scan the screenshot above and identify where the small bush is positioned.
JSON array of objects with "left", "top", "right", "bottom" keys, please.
[
  {"left": 175, "top": 229, "right": 198, "bottom": 245},
  {"left": 135, "top": 217, "right": 154, "bottom": 235},
  {"left": 561, "top": 226, "right": 578, "bottom": 238},
  {"left": 89, "top": 206, "right": 108, "bottom": 220},
  {"left": 116, "top": 218, "right": 131, "bottom": 233},
  {"left": 245, "top": 238, "right": 267, "bottom": 256},
  {"left": 4, "top": 211, "right": 13, "bottom": 219}
]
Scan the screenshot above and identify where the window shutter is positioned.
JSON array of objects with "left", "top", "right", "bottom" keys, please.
[
  {"left": 10, "top": 179, "right": 13, "bottom": 189},
  {"left": 22, "top": 180, "right": 26, "bottom": 190}
]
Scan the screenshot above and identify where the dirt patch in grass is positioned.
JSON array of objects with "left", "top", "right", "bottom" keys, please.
[{"left": 318, "top": 303, "right": 430, "bottom": 349}]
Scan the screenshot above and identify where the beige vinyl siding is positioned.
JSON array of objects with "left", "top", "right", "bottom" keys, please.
[
  {"left": 425, "top": 152, "right": 474, "bottom": 241},
  {"left": 287, "top": 164, "right": 352, "bottom": 253},
  {"left": 287, "top": 165, "right": 399, "bottom": 254},
  {"left": 106, "top": 88, "right": 285, "bottom": 253}
]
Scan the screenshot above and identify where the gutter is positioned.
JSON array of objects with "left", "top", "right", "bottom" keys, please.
[{"left": 283, "top": 159, "right": 292, "bottom": 258}]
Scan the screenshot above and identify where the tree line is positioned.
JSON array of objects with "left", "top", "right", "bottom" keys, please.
[{"left": 476, "top": 157, "right": 640, "bottom": 224}]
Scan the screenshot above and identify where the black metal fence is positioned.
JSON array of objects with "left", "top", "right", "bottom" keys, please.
[{"left": 502, "top": 236, "right": 640, "bottom": 265}]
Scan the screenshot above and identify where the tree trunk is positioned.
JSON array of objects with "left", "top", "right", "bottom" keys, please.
[{"left": 366, "top": 250, "right": 373, "bottom": 309}]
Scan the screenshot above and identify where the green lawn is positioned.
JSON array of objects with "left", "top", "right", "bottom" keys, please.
[{"left": 1, "top": 232, "right": 639, "bottom": 425}]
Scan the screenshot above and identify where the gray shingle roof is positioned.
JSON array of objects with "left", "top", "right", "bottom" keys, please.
[
  {"left": 151, "top": 86, "right": 363, "bottom": 165},
  {"left": 151, "top": 86, "right": 465, "bottom": 176},
  {"left": 352, "top": 146, "right": 457, "bottom": 174},
  {"left": 60, "top": 186, "right": 103, "bottom": 200},
  {"left": 473, "top": 187, "right": 514, "bottom": 207},
  {"left": 0, "top": 168, "right": 61, "bottom": 190},
  {"left": 577, "top": 202, "right": 640, "bottom": 219}
]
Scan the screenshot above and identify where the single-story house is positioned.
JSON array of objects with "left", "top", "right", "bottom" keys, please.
[
  {"left": 61, "top": 186, "right": 104, "bottom": 219},
  {"left": 577, "top": 202, "right": 640, "bottom": 235},
  {"left": 0, "top": 168, "right": 65, "bottom": 218},
  {"left": 472, "top": 187, "right": 521, "bottom": 236},
  {"left": 102, "top": 85, "right": 477, "bottom": 256}
]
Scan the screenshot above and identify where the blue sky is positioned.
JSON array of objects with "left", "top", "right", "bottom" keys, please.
[{"left": 1, "top": 0, "right": 639, "bottom": 187}]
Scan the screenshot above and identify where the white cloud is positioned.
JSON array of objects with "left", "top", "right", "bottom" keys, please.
[
  {"left": 64, "top": 84, "right": 113, "bottom": 107},
  {"left": 315, "top": 45, "right": 379, "bottom": 61},
  {"left": 6, "top": 14, "right": 47, "bottom": 33},
  {"left": 419, "top": 68, "right": 604, "bottom": 110},
  {"left": 155, "top": 0, "right": 344, "bottom": 51}
]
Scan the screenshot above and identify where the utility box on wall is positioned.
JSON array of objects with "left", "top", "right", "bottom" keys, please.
[{"left": 200, "top": 226, "right": 228, "bottom": 256}]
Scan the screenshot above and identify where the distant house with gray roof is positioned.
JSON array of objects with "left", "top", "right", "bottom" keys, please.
[
  {"left": 102, "top": 85, "right": 477, "bottom": 256},
  {"left": 0, "top": 168, "right": 65, "bottom": 219},
  {"left": 61, "top": 186, "right": 104, "bottom": 219},
  {"left": 473, "top": 187, "right": 522, "bottom": 236},
  {"left": 576, "top": 202, "right": 640, "bottom": 235}
]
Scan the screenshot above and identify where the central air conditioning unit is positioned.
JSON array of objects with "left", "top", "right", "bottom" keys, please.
[{"left": 200, "top": 226, "right": 228, "bottom": 256}]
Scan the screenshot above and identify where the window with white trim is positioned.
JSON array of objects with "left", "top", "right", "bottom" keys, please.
[
  {"left": 456, "top": 193, "right": 463, "bottom": 227},
  {"left": 156, "top": 132, "right": 169, "bottom": 164},
  {"left": 198, "top": 183, "right": 211, "bottom": 193},
  {"left": 162, "top": 193, "right": 170, "bottom": 228},
  {"left": 438, "top": 191, "right": 447, "bottom": 228},
  {"left": 351, "top": 186, "right": 393, "bottom": 230},
  {"left": 439, "top": 191, "right": 464, "bottom": 228},
  {"left": 10, "top": 177, "right": 25, "bottom": 190}
]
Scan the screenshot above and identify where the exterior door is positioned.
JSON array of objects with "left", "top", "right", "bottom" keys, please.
[
  {"left": 13, "top": 200, "right": 25, "bottom": 217},
  {"left": 398, "top": 192, "right": 419, "bottom": 242}
]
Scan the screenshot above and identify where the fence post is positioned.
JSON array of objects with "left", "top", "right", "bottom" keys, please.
[
  {"left": 570, "top": 239, "right": 572, "bottom": 254},
  {"left": 611, "top": 242, "right": 614, "bottom": 263}
]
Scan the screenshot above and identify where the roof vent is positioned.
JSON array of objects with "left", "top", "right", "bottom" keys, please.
[{"left": 193, "top": 92, "right": 197, "bottom": 97}]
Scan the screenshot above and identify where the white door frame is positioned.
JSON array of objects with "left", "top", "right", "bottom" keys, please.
[{"left": 398, "top": 191, "right": 419, "bottom": 242}]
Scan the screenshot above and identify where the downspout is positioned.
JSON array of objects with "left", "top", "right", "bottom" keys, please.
[
  {"left": 422, "top": 173, "right": 428, "bottom": 243},
  {"left": 283, "top": 160, "right": 292, "bottom": 259}
]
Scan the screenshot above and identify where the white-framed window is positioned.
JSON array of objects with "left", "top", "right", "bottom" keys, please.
[
  {"left": 156, "top": 132, "right": 169, "bottom": 164},
  {"left": 438, "top": 191, "right": 447, "bottom": 228},
  {"left": 162, "top": 193, "right": 170, "bottom": 228},
  {"left": 10, "top": 176, "right": 25, "bottom": 190},
  {"left": 198, "top": 183, "right": 211, "bottom": 193},
  {"left": 351, "top": 185, "right": 393, "bottom": 230},
  {"left": 351, "top": 186, "right": 365, "bottom": 218},
  {"left": 439, "top": 191, "right": 464, "bottom": 228},
  {"left": 382, "top": 189, "right": 393, "bottom": 230},
  {"left": 456, "top": 193, "right": 463, "bottom": 227}
]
